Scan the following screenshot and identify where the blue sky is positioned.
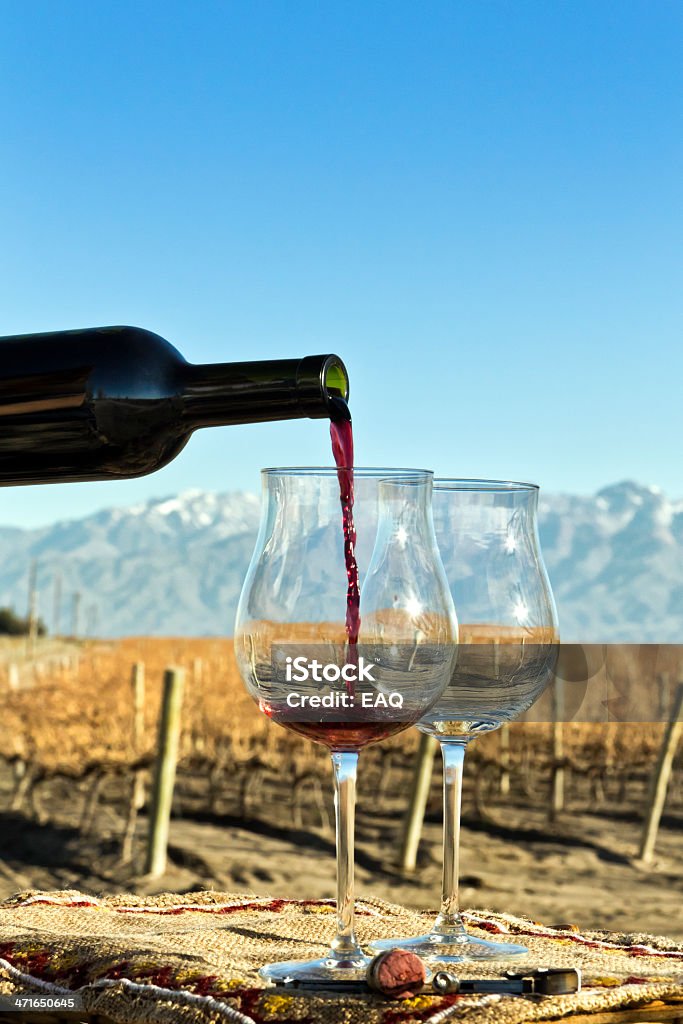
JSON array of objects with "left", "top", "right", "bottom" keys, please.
[{"left": 0, "top": 1, "right": 681, "bottom": 527}]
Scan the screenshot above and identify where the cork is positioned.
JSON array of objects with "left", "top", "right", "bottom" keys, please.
[{"left": 366, "top": 949, "right": 428, "bottom": 999}]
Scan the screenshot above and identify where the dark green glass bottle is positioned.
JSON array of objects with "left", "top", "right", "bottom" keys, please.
[{"left": 0, "top": 326, "right": 349, "bottom": 485}]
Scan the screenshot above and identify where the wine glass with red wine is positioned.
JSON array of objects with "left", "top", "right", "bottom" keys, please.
[
  {"left": 370, "top": 480, "right": 559, "bottom": 963},
  {"left": 234, "top": 467, "right": 457, "bottom": 983}
]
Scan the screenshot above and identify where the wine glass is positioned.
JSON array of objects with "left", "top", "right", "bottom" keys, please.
[
  {"left": 370, "top": 479, "right": 559, "bottom": 962},
  {"left": 234, "top": 467, "right": 457, "bottom": 983}
]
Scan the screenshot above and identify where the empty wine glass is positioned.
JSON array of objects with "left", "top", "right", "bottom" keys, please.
[
  {"left": 370, "top": 479, "right": 559, "bottom": 962},
  {"left": 234, "top": 468, "right": 457, "bottom": 983}
]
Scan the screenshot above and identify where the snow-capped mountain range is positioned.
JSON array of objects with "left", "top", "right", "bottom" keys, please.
[{"left": 0, "top": 481, "right": 681, "bottom": 641}]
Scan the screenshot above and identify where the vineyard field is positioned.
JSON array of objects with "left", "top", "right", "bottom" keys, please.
[{"left": 0, "top": 636, "right": 681, "bottom": 937}]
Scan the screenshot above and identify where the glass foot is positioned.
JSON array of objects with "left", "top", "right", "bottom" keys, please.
[
  {"left": 368, "top": 932, "right": 527, "bottom": 963},
  {"left": 259, "top": 952, "right": 371, "bottom": 984}
]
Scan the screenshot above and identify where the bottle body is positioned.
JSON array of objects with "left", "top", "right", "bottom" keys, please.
[{"left": 0, "top": 326, "right": 349, "bottom": 486}]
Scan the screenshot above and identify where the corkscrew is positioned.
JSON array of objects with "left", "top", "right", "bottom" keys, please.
[{"left": 274, "top": 949, "right": 581, "bottom": 1000}]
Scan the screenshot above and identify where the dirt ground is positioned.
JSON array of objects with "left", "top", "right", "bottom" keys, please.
[{"left": 1, "top": 760, "right": 681, "bottom": 941}]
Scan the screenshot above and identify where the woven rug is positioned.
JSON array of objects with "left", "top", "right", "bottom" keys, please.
[{"left": 0, "top": 890, "right": 681, "bottom": 1023}]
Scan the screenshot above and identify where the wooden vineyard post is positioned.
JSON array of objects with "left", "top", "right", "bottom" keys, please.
[
  {"left": 145, "top": 667, "right": 184, "bottom": 877},
  {"left": 638, "top": 682, "right": 683, "bottom": 864},
  {"left": 399, "top": 732, "right": 438, "bottom": 872},
  {"left": 550, "top": 676, "right": 565, "bottom": 821},
  {"left": 71, "top": 591, "right": 81, "bottom": 639},
  {"left": 133, "top": 661, "right": 146, "bottom": 748},
  {"left": 499, "top": 724, "right": 511, "bottom": 796},
  {"left": 121, "top": 662, "right": 146, "bottom": 863},
  {"left": 25, "top": 559, "right": 38, "bottom": 658},
  {"left": 53, "top": 570, "right": 62, "bottom": 638},
  {"left": 491, "top": 640, "right": 512, "bottom": 795},
  {"left": 658, "top": 672, "right": 671, "bottom": 721}
]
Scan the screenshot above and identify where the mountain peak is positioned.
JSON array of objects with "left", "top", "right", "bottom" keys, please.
[
  {"left": 122, "top": 489, "right": 260, "bottom": 530},
  {"left": 597, "top": 479, "right": 657, "bottom": 499},
  {"left": 594, "top": 480, "right": 666, "bottom": 516}
]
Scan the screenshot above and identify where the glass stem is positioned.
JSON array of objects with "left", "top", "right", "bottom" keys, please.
[
  {"left": 329, "top": 750, "right": 363, "bottom": 960},
  {"left": 434, "top": 738, "right": 469, "bottom": 936}
]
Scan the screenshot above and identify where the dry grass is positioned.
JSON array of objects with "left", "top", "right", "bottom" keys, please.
[{"left": 0, "top": 636, "right": 679, "bottom": 781}]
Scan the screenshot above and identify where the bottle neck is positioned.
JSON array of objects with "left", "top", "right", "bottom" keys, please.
[{"left": 180, "top": 355, "right": 349, "bottom": 428}]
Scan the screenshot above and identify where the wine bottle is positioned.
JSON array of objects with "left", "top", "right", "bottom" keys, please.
[{"left": 0, "top": 325, "right": 350, "bottom": 486}]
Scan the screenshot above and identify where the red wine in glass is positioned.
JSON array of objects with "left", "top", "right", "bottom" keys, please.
[{"left": 259, "top": 700, "right": 412, "bottom": 750}]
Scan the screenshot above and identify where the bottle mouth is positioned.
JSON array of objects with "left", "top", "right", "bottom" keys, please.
[
  {"left": 322, "top": 356, "right": 349, "bottom": 401},
  {"left": 322, "top": 355, "right": 350, "bottom": 421},
  {"left": 296, "top": 354, "right": 350, "bottom": 419}
]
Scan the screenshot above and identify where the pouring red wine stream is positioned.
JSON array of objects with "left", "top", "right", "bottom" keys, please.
[
  {"left": 330, "top": 414, "right": 361, "bottom": 687},
  {"left": 260, "top": 403, "right": 425, "bottom": 750}
]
